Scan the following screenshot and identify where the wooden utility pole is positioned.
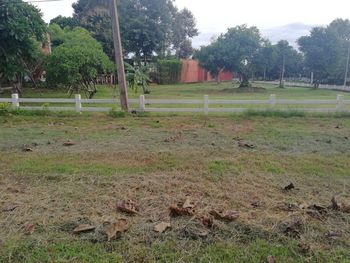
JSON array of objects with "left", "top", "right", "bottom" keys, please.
[
  {"left": 279, "top": 54, "right": 285, "bottom": 88},
  {"left": 110, "top": 0, "right": 128, "bottom": 111},
  {"left": 344, "top": 41, "right": 350, "bottom": 88}
]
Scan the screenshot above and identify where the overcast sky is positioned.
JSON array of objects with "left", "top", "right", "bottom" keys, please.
[{"left": 33, "top": 0, "right": 350, "bottom": 47}]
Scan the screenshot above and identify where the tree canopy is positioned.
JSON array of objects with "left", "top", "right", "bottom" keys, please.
[
  {"left": 196, "top": 25, "right": 263, "bottom": 86},
  {"left": 0, "top": 0, "right": 47, "bottom": 93},
  {"left": 67, "top": 0, "right": 198, "bottom": 60},
  {"left": 46, "top": 27, "right": 113, "bottom": 98}
]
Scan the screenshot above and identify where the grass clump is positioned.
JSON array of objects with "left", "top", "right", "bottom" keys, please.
[
  {"left": 244, "top": 109, "right": 306, "bottom": 118},
  {"left": 107, "top": 109, "right": 126, "bottom": 118}
]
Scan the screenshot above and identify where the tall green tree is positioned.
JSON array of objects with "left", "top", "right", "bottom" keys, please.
[
  {"left": 298, "top": 26, "right": 342, "bottom": 85},
  {"left": 46, "top": 27, "right": 113, "bottom": 98},
  {"left": 195, "top": 40, "right": 226, "bottom": 83},
  {"left": 219, "top": 25, "right": 263, "bottom": 86},
  {"left": 0, "top": 0, "right": 46, "bottom": 93},
  {"left": 71, "top": 0, "right": 198, "bottom": 61},
  {"left": 49, "top": 15, "right": 79, "bottom": 29}
]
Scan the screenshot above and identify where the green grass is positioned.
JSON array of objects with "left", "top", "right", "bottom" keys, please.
[{"left": 0, "top": 104, "right": 350, "bottom": 262}]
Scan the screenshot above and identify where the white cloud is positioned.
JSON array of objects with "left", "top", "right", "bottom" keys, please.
[{"left": 34, "top": 0, "right": 350, "bottom": 47}]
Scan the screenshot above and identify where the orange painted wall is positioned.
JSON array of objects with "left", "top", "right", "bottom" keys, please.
[{"left": 180, "top": 59, "right": 233, "bottom": 83}]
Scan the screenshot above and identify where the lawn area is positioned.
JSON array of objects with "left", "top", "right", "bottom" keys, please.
[
  {"left": 1, "top": 82, "right": 350, "bottom": 100},
  {"left": 1, "top": 113, "right": 350, "bottom": 262},
  {"left": 1, "top": 82, "right": 350, "bottom": 113}
]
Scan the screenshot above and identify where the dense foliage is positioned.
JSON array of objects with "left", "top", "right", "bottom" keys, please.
[
  {"left": 46, "top": 27, "right": 113, "bottom": 98},
  {"left": 0, "top": 0, "right": 47, "bottom": 93},
  {"left": 67, "top": 0, "right": 198, "bottom": 60},
  {"left": 298, "top": 19, "right": 350, "bottom": 85},
  {"left": 156, "top": 59, "right": 182, "bottom": 84},
  {"left": 196, "top": 25, "right": 263, "bottom": 86}
]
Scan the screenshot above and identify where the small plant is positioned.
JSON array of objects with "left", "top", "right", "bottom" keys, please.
[
  {"left": 0, "top": 103, "right": 11, "bottom": 115},
  {"left": 108, "top": 108, "right": 126, "bottom": 118},
  {"left": 125, "top": 63, "right": 151, "bottom": 94},
  {"left": 42, "top": 103, "right": 50, "bottom": 112}
]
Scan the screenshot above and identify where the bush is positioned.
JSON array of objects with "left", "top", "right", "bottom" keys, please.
[
  {"left": 0, "top": 103, "right": 11, "bottom": 115},
  {"left": 108, "top": 109, "right": 126, "bottom": 118},
  {"left": 157, "top": 59, "right": 182, "bottom": 84}
]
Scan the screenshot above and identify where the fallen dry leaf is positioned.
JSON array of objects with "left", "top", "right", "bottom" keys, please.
[
  {"left": 73, "top": 224, "right": 96, "bottom": 234},
  {"left": 195, "top": 228, "right": 209, "bottom": 237},
  {"left": 238, "top": 141, "right": 256, "bottom": 149},
  {"left": 283, "top": 219, "right": 302, "bottom": 237},
  {"left": 63, "top": 140, "right": 76, "bottom": 146},
  {"left": 105, "top": 219, "right": 129, "bottom": 241},
  {"left": 284, "top": 183, "right": 295, "bottom": 191},
  {"left": 154, "top": 222, "right": 171, "bottom": 233},
  {"left": 22, "top": 147, "right": 33, "bottom": 152},
  {"left": 117, "top": 200, "right": 139, "bottom": 215},
  {"left": 326, "top": 231, "right": 341, "bottom": 240},
  {"left": 183, "top": 197, "right": 195, "bottom": 209},
  {"left": 169, "top": 204, "right": 195, "bottom": 217},
  {"left": 210, "top": 210, "right": 240, "bottom": 221},
  {"left": 331, "top": 197, "right": 350, "bottom": 213},
  {"left": 306, "top": 209, "right": 323, "bottom": 220},
  {"left": 308, "top": 204, "right": 326, "bottom": 213},
  {"left": 2, "top": 204, "right": 18, "bottom": 212},
  {"left": 24, "top": 223, "right": 35, "bottom": 235},
  {"left": 200, "top": 216, "right": 214, "bottom": 228},
  {"left": 267, "top": 255, "right": 275, "bottom": 263}
]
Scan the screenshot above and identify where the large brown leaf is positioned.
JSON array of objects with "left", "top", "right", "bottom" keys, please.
[
  {"left": 169, "top": 204, "right": 195, "bottom": 217},
  {"left": 63, "top": 140, "right": 76, "bottom": 146},
  {"left": 73, "top": 224, "right": 96, "bottom": 234},
  {"left": 154, "top": 222, "right": 171, "bottom": 233},
  {"left": 105, "top": 219, "right": 129, "bottom": 241},
  {"left": 331, "top": 197, "right": 350, "bottom": 213},
  {"left": 116, "top": 200, "right": 139, "bottom": 215},
  {"left": 210, "top": 210, "right": 240, "bottom": 221}
]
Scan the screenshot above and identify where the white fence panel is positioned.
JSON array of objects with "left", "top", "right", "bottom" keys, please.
[{"left": 0, "top": 94, "right": 349, "bottom": 114}]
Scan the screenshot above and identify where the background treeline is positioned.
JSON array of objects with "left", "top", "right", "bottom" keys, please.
[{"left": 1, "top": 0, "right": 350, "bottom": 96}]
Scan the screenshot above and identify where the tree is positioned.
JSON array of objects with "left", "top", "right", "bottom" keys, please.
[
  {"left": 219, "top": 25, "right": 263, "bottom": 87},
  {"left": 0, "top": 0, "right": 47, "bottom": 93},
  {"left": 49, "top": 15, "right": 79, "bottom": 29},
  {"left": 71, "top": 0, "right": 198, "bottom": 61},
  {"left": 195, "top": 41, "right": 225, "bottom": 83},
  {"left": 298, "top": 26, "right": 342, "bottom": 86},
  {"left": 252, "top": 41, "right": 276, "bottom": 81},
  {"left": 46, "top": 27, "right": 113, "bottom": 98},
  {"left": 171, "top": 8, "right": 199, "bottom": 58}
]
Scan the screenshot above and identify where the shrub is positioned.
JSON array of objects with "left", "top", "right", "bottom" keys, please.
[{"left": 157, "top": 59, "right": 182, "bottom": 84}]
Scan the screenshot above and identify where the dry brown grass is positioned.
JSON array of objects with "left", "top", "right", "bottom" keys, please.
[{"left": 0, "top": 114, "right": 350, "bottom": 261}]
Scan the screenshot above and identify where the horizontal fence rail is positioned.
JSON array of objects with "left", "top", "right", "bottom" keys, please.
[
  {"left": 255, "top": 81, "right": 350, "bottom": 92},
  {"left": 0, "top": 94, "right": 349, "bottom": 114}
]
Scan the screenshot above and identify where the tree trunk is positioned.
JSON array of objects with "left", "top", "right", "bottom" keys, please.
[{"left": 279, "top": 55, "right": 285, "bottom": 88}]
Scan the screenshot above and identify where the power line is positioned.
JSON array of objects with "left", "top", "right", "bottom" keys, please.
[
  {"left": 25, "top": 0, "right": 65, "bottom": 2},
  {"left": 1, "top": 0, "right": 65, "bottom": 4}
]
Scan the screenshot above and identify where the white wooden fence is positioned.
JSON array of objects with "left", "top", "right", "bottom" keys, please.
[
  {"left": 255, "top": 81, "right": 350, "bottom": 92},
  {"left": 0, "top": 94, "right": 349, "bottom": 114}
]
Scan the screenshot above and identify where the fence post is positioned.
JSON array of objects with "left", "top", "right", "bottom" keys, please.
[
  {"left": 75, "top": 94, "right": 82, "bottom": 112},
  {"left": 336, "top": 94, "right": 344, "bottom": 111},
  {"left": 269, "top": 94, "right": 276, "bottom": 109},
  {"left": 139, "top": 95, "right": 145, "bottom": 112},
  {"left": 204, "top": 95, "right": 209, "bottom": 115},
  {"left": 11, "top": 93, "right": 19, "bottom": 109}
]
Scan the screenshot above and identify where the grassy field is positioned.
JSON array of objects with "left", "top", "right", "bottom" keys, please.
[
  {"left": 1, "top": 112, "right": 350, "bottom": 262},
  {"left": 1, "top": 82, "right": 350, "bottom": 112},
  {"left": 1, "top": 82, "right": 350, "bottom": 100}
]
